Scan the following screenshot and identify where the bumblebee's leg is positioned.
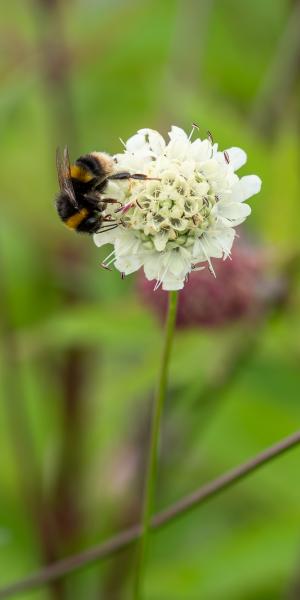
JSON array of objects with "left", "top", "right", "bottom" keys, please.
[
  {"left": 83, "top": 194, "right": 101, "bottom": 209},
  {"left": 84, "top": 194, "right": 122, "bottom": 209},
  {"left": 108, "top": 172, "right": 160, "bottom": 181},
  {"left": 102, "top": 197, "right": 122, "bottom": 206},
  {"left": 101, "top": 219, "right": 118, "bottom": 225},
  {"left": 84, "top": 194, "right": 122, "bottom": 210},
  {"left": 98, "top": 224, "right": 119, "bottom": 233}
]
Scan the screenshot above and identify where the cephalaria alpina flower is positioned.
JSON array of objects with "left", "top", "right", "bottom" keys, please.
[{"left": 94, "top": 126, "right": 262, "bottom": 291}]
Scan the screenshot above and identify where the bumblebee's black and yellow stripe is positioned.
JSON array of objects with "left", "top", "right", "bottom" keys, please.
[
  {"left": 55, "top": 147, "right": 154, "bottom": 235},
  {"left": 70, "top": 154, "right": 109, "bottom": 191},
  {"left": 55, "top": 150, "right": 114, "bottom": 234},
  {"left": 55, "top": 192, "right": 101, "bottom": 233}
]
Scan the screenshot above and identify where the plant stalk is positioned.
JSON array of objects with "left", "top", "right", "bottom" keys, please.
[{"left": 133, "top": 290, "right": 179, "bottom": 599}]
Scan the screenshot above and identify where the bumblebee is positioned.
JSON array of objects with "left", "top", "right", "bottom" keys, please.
[{"left": 55, "top": 147, "right": 152, "bottom": 235}]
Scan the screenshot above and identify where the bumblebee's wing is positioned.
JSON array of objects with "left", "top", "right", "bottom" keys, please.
[{"left": 56, "top": 146, "right": 78, "bottom": 208}]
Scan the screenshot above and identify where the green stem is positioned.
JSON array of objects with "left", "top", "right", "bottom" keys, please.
[{"left": 133, "top": 290, "right": 179, "bottom": 599}]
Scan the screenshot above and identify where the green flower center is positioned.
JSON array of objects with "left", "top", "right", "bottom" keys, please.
[{"left": 116, "top": 167, "right": 218, "bottom": 251}]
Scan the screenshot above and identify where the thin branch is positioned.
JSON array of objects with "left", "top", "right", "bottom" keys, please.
[
  {"left": 153, "top": 430, "right": 300, "bottom": 527},
  {"left": 1, "top": 430, "right": 300, "bottom": 599}
]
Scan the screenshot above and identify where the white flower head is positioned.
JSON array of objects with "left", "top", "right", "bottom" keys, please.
[{"left": 94, "top": 126, "right": 261, "bottom": 291}]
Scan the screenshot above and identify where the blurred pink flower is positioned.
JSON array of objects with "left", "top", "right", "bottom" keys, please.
[{"left": 137, "top": 240, "right": 275, "bottom": 328}]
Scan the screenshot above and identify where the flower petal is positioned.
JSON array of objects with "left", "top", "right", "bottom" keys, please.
[
  {"left": 114, "top": 255, "right": 143, "bottom": 275},
  {"left": 168, "top": 126, "right": 188, "bottom": 141},
  {"left": 143, "top": 253, "right": 164, "bottom": 280},
  {"left": 193, "top": 236, "right": 223, "bottom": 260},
  {"left": 189, "top": 139, "right": 212, "bottom": 162},
  {"left": 160, "top": 249, "right": 191, "bottom": 290},
  {"left": 165, "top": 139, "right": 189, "bottom": 161},
  {"left": 93, "top": 229, "right": 118, "bottom": 248},
  {"left": 126, "top": 133, "right": 148, "bottom": 153},
  {"left": 153, "top": 230, "right": 169, "bottom": 251},
  {"left": 210, "top": 228, "right": 236, "bottom": 257},
  {"left": 167, "top": 250, "right": 189, "bottom": 277},
  {"left": 217, "top": 201, "right": 251, "bottom": 224},
  {"left": 231, "top": 175, "right": 262, "bottom": 202},
  {"left": 162, "top": 276, "right": 185, "bottom": 291},
  {"left": 224, "top": 147, "right": 247, "bottom": 170},
  {"left": 103, "top": 180, "right": 125, "bottom": 202},
  {"left": 138, "top": 128, "right": 166, "bottom": 156}
]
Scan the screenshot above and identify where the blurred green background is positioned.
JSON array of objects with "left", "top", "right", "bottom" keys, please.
[{"left": 1, "top": 0, "right": 300, "bottom": 598}]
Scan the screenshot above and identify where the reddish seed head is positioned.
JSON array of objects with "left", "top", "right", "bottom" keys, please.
[{"left": 137, "top": 241, "right": 273, "bottom": 329}]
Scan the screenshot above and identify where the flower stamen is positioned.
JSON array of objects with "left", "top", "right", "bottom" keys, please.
[{"left": 188, "top": 121, "right": 200, "bottom": 141}]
